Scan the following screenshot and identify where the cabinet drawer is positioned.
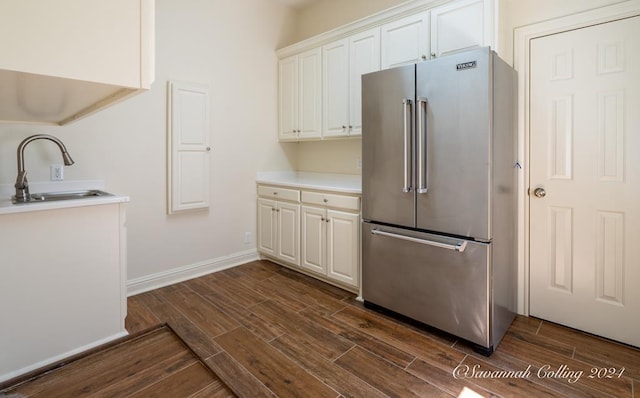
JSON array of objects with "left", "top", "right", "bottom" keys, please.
[
  {"left": 301, "top": 191, "right": 360, "bottom": 211},
  {"left": 258, "top": 185, "right": 300, "bottom": 202}
]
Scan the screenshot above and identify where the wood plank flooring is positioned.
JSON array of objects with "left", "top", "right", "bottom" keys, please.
[
  {"left": 3, "top": 260, "right": 637, "bottom": 397},
  {"left": 0, "top": 325, "right": 234, "bottom": 397},
  {"left": 125, "top": 260, "right": 639, "bottom": 398}
]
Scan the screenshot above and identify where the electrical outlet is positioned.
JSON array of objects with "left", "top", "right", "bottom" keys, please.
[
  {"left": 50, "top": 164, "right": 64, "bottom": 181},
  {"left": 244, "top": 232, "right": 252, "bottom": 244}
]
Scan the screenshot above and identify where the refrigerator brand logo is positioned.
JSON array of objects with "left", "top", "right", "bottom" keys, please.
[{"left": 456, "top": 61, "right": 477, "bottom": 71}]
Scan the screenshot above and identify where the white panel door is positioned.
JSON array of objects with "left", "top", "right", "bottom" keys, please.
[
  {"left": 326, "top": 210, "right": 359, "bottom": 288},
  {"left": 323, "top": 38, "right": 350, "bottom": 138},
  {"left": 349, "top": 27, "right": 381, "bottom": 136},
  {"left": 298, "top": 48, "right": 322, "bottom": 139},
  {"left": 381, "top": 11, "right": 430, "bottom": 69},
  {"left": 277, "top": 201, "right": 300, "bottom": 266},
  {"left": 529, "top": 16, "right": 640, "bottom": 347},
  {"left": 257, "top": 198, "right": 277, "bottom": 257},
  {"left": 167, "top": 81, "right": 210, "bottom": 214},
  {"left": 301, "top": 205, "right": 326, "bottom": 274}
]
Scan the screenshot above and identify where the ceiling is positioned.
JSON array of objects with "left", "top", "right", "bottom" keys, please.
[{"left": 276, "top": 0, "right": 323, "bottom": 9}]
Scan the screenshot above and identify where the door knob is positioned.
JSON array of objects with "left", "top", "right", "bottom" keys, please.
[{"left": 533, "top": 187, "right": 546, "bottom": 198}]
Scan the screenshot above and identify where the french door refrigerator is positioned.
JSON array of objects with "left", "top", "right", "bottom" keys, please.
[{"left": 361, "top": 47, "right": 517, "bottom": 354}]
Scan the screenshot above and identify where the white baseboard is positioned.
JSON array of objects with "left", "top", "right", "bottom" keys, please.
[
  {"left": 0, "top": 331, "right": 128, "bottom": 384},
  {"left": 126, "top": 249, "right": 260, "bottom": 296}
]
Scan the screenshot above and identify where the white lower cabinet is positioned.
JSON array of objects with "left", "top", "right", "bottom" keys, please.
[
  {"left": 0, "top": 202, "right": 127, "bottom": 382},
  {"left": 257, "top": 183, "right": 360, "bottom": 290},
  {"left": 302, "top": 206, "right": 359, "bottom": 288},
  {"left": 300, "top": 191, "right": 360, "bottom": 289},
  {"left": 257, "top": 196, "right": 300, "bottom": 266}
]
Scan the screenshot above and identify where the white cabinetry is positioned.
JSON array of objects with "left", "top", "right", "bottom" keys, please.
[
  {"left": 430, "top": 0, "right": 489, "bottom": 58},
  {"left": 0, "top": 202, "right": 128, "bottom": 382},
  {"left": 0, "top": 0, "right": 154, "bottom": 125},
  {"left": 257, "top": 186, "right": 301, "bottom": 266},
  {"left": 381, "top": 12, "right": 430, "bottom": 69},
  {"left": 322, "top": 28, "right": 380, "bottom": 138},
  {"left": 300, "top": 191, "right": 360, "bottom": 288},
  {"left": 277, "top": 1, "right": 497, "bottom": 142},
  {"left": 278, "top": 48, "right": 322, "bottom": 141},
  {"left": 256, "top": 181, "right": 361, "bottom": 291}
]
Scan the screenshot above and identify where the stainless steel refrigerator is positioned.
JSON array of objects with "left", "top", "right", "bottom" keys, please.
[{"left": 361, "top": 47, "right": 517, "bottom": 355}]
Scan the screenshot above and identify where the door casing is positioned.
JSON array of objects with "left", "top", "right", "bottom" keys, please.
[{"left": 513, "top": 0, "right": 640, "bottom": 315}]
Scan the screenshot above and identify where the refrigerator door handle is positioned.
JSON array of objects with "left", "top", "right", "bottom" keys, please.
[
  {"left": 402, "top": 99, "right": 412, "bottom": 193},
  {"left": 417, "top": 98, "right": 428, "bottom": 194},
  {"left": 371, "top": 229, "right": 468, "bottom": 253}
]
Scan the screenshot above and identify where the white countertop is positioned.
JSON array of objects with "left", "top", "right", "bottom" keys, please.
[
  {"left": 256, "top": 171, "right": 361, "bottom": 194},
  {"left": 0, "top": 180, "right": 129, "bottom": 215}
]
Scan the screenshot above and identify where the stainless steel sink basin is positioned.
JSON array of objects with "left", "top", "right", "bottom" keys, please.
[{"left": 12, "top": 189, "right": 114, "bottom": 204}]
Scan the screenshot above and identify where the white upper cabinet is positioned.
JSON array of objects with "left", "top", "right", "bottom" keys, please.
[
  {"left": 348, "top": 28, "right": 381, "bottom": 136},
  {"left": 276, "top": 0, "right": 496, "bottom": 142},
  {"left": 278, "top": 56, "right": 299, "bottom": 141},
  {"left": 381, "top": 12, "right": 430, "bottom": 69},
  {"left": 0, "top": 0, "right": 155, "bottom": 125},
  {"left": 322, "top": 38, "right": 350, "bottom": 138},
  {"left": 323, "top": 28, "right": 380, "bottom": 138},
  {"left": 279, "top": 48, "right": 322, "bottom": 141},
  {"left": 430, "top": 0, "right": 489, "bottom": 58}
]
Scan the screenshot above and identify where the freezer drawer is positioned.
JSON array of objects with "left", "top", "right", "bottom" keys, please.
[{"left": 362, "top": 221, "right": 491, "bottom": 348}]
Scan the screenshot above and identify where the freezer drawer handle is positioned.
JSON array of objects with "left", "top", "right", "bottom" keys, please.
[
  {"left": 371, "top": 229, "right": 468, "bottom": 252},
  {"left": 402, "top": 99, "right": 412, "bottom": 193}
]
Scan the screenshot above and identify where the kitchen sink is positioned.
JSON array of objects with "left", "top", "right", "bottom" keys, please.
[{"left": 13, "top": 189, "right": 114, "bottom": 204}]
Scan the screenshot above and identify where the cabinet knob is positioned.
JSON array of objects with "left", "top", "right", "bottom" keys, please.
[
  {"left": 342, "top": 125, "right": 346, "bottom": 130},
  {"left": 273, "top": 192, "right": 278, "bottom": 195},
  {"left": 421, "top": 54, "right": 427, "bottom": 60},
  {"left": 325, "top": 218, "right": 330, "bottom": 223},
  {"left": 431, "top": 53, "right": 436, "bottom": 59},
  {"left": 349, "top": 125, "right": 353, "bottom": 129},
  {"left": 321, "top": 217, "right": 325, "bottom": 221},
  {"left": 323, "top": 198, "right": 328, "bottom": 203},
  {"left": 206, "top": 146, "right": 211, "bottom": 151}
]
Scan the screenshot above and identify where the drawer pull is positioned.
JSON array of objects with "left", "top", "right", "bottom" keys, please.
[
  {"left": 371, "top": 229, "right": 467, "bottom": 253},
  {"left": 323, "top": 198, "right": 328, "bottom": 203}
]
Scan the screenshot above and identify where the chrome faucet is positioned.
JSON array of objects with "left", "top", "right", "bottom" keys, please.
[{"left": 12, "top": 134, "right": 74, "bottom": 203}]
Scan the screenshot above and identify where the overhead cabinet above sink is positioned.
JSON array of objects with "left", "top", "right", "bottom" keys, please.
[{"left": 0, "top": 0, "right": 155, "bottom": 125}]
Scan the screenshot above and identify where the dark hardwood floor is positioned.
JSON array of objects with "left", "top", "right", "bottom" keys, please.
[
  {"left": 3, "top": 260, "right": 637, "bottom": 397},
  {"left": 0, "top": 325, "right": 234, "bottom": 397},
  {"left": 126, "top": 260, "right": 638, "bottom": 398}
]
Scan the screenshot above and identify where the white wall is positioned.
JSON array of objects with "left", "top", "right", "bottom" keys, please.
[
  {"left": 0, "top": 0, "right": 297, "bottom": 283},
  {"left": 292, "top": 0, "right": 408, "bottom": 43},
  {"left": 499, "top": 0, "right": 628, "bottom": 64}
]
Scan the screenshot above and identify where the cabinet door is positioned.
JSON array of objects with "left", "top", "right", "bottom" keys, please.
[
  {"left": 349, "top": 28, "right": 381, "bottom": 136},
  {"left": 257, "top": 198, "right": 277, "bottom": 257},
  {"left": 301, "top": 206, "right": 326, "bottom": 274},
  {"left": 430, "top": 0, "right": 486, "bottom": 58},
  {"left": 277, "top": 202, "right": 301, "bottom": 266},
  {"left": 326, "top": 210, "right": 359, "bottom": 287},
  {"left": 323, "top": 38, "right": 350, "bottom": 138},
  {"left": 298, "top": 48, "right": 322, "bottom": 139},
  {"left": 278, "top": 56, "right": 298, "bottom": 141},
  {"left": 381, "top": 11, "right": 430, "bottom": 69},
  {"left": 167, "top": 81, "right": 211, "bottom": 214}
]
